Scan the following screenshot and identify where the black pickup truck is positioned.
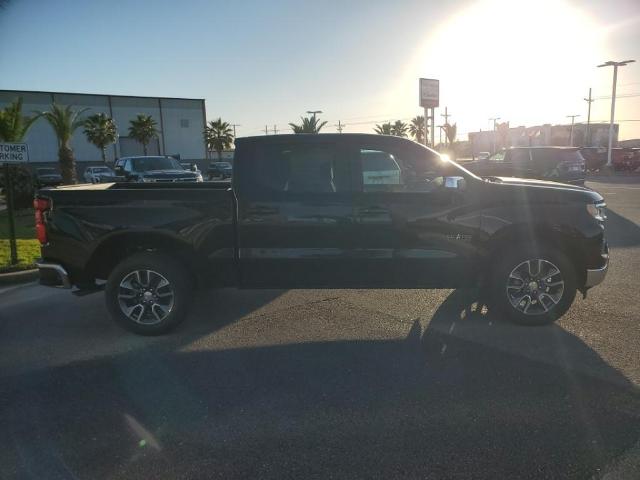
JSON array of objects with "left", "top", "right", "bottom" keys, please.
[{"left": 35, "top": 134, "right": 609, "bottom": 335}]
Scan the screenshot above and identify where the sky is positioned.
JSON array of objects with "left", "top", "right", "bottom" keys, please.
[{"left": 1, "top": 0, "right": 639, "bottom": 140}]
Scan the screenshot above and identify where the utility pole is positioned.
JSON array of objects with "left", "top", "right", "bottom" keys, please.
[
  {"left": 597, "top": 59, "right": 635, "bottom": 166},
  {"left": 272, "top": 125, "right": 279, "bottom": 135},
  {"left": 566, "top": 115, "right": 580, "bottom": 146},
  {"left": 489, "top": 117, "right": 500, "bottom": 153},
  {"left": 265, "top": 125, "right": 269, "bottom": 135},
  {"left": 440, "top": 107, "right": 451, "bottom": 125},
  {"left": 335, "top": 120, "right": 344, "bottom": 133},
  {"left": 231, "top": 124, "right": 241, "bottom": 138},
  {"left": 584, "top": 88, "right": 594, "bottom": 146}
]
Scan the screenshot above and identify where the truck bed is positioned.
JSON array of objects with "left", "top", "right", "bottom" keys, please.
[{"left": 37, "top": 182, "right": 237, "bottom": 287}]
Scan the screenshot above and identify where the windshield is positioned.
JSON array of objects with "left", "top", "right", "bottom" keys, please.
[{"left": 132, "top": 157, "right": 182, "bottom": 171}]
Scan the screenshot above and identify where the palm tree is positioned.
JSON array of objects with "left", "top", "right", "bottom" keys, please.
[
  {"left": 204, "top": 118, "right": 234, "bottom": 160},
  {"left": 0, "top": 97, "right": 38, "bottom": 142},
  {"left": 391, "top": 120, "right": 409, "bottom": 138},
  {"left": 289, "top": 115, "right": 327, "bottom": 134},
  {"left": 38, "top": 103, "right": 88, "bottom": 184},
  {"left": 444, "top": 123, "right": 457, "bottom": 146},
  {"left": 409, "top": 116, "right": 426, "bottom": 144},
  {"left": 128, "top": 114, "right": 158, "bottom": 155},
  {"left": 83, "top": 113, "right": 118, "bottom": 163},
  {"left": 374, "top": 122, "right": 393, "bottom": 135}
]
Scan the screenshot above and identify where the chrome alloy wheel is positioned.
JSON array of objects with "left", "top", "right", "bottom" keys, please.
[
  {"left": 117, "top": 269, "right": 175, "bottom": 325},
  {"left": 506, "top": 259, "right": 565, "bottom": 315}
]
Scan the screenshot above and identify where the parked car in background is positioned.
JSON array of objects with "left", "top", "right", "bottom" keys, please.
[
  {"left": 580, "top": 147, "right": 607, "bottom": 172},
  {"left": 35, "top": 134, "right": 608, "bottom": 335},
  {"left": 208, "top": 161, "right": 233, "bottom": 180},
  {"left": 612, "top": 148, "right": 640, "bottom": 171},
  {"left": 83, "top": 166, "right": 117, "bottom": 183},
  {"left": 114, "top": 156, "right": 203, "bottom": 183},
  {"left": 181, "top": 162, "right": 201, "bottom": 174},
  {"left": 466, "top": 146, "right": 586, "bottom": 185},
  {"left": 34, "top": 167, "right": 62, "bottom": 188}
]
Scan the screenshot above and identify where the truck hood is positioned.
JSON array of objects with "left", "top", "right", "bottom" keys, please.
[{"left": 485, "top": 176, "right": 604, "bottom": 203}]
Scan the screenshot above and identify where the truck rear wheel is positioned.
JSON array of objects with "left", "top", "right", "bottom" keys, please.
[
  {"left": 490, "top": 246, "right": 577, "bottom": 326},
  {"left": 105, "top": 252, "right": 192, "bottom": 335}
]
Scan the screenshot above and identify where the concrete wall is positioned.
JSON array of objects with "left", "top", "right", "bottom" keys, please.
[{"left": 0, "top": 90, "right": 207, "bottom": 165}]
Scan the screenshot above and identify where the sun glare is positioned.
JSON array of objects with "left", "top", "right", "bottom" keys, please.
[{"left": 387, "top": 0, "right": 606, "bottom": 133}]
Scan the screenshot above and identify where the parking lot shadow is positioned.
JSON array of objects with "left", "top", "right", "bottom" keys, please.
[
  {"left": 1, "top": 288, "right": 639, "bottom": 479},
  {"left": 602, "top": 208, "right": 640, "bottom": 248}
]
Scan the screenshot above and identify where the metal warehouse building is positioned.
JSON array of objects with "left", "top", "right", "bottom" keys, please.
[{"left": 0, "top": 89, "right": 207, "bottom": 165}]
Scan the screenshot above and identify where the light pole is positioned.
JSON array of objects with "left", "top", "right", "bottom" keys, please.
[
  {"left": 489, "top": 117, "right": 500, "bottom": 153},
  {"left": 306, "top": 110, "right": 322, "bottom": 121},
  {"left": 597, "top": 60, "right": 635, "bottom": 166},
  {"left": 566, "top": 115, "right": 580, "bottom": 146}
]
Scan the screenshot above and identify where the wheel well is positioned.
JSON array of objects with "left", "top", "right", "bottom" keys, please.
[
  {"left": 484, "top": 226, "right": 587, "bottom": 285},
  {"left": 85, "top": 232, "right": 200, "bottom": 284}
]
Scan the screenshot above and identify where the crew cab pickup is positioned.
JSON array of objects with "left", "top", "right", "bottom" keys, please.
[{"left": 35, "top": 134, "right": 609, "bottom": 335}]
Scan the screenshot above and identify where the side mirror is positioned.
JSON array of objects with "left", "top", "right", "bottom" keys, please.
[{"left": 444, "top": 176, "right": 466, "bottom": 190}]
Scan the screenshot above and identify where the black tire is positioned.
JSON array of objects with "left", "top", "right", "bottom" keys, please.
[
  {"left": 490, "top": 245, "right": 577, "bottom": 326},
  {"left": 105, "top": 252, "right": 192, "bottom": 335}
]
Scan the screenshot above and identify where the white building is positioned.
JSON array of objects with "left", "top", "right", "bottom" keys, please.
[
  {"left": 0, "top": 90, "right": 207, "bottom": 166},
  {"left": 468, "top": 122, "right": 619, "bottom": 156}
]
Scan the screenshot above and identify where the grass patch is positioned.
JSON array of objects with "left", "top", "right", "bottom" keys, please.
[
  {"left": 0, "top": 239, "right": 40, "bottom": 272},
  {"left": 0, "top": 209, "right": 39, "bottom": 272}
]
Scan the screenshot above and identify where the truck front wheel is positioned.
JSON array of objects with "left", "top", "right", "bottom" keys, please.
[
  {"left": 490, "top": 246, "right": 577, "bottom": 326},
  {"left": 105, "top": 252, "right": 192, "bottom": 335}
]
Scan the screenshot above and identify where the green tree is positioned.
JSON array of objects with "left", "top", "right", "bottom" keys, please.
[
  {"left": 374, "top": 122, "right": 393, "bottom": 135},
  {"left": 0, "top": 97, "right": 38, "bottom": 142},
  {"left": 289, "top": 115, "right": 327, "bottom": 134},
  {"left": 204, "top": 118, "right": 234, "bottom": 160},
  {"left": 38, "top": 103, "right": 88, "bottom": 184},
  {"left": 391, "top": 120, "right": 408, "bottom": 138},
  {"left": 83, "top": 113, "right": 118, "bottom": 163},
  {"left": 409, "top": 115, "right": 426, "bottom": 144},
  {"left": 128, "top": 114, "right": 158, "bottom": 155}
]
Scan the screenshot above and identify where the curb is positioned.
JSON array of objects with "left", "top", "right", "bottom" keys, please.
[{"left": 0, "top": 269, "right": 39, "bottom": 286}]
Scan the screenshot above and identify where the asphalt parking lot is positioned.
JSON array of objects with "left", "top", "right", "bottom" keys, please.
[{"left": 1, "top": 177, "right": 639, "bottom": 479}]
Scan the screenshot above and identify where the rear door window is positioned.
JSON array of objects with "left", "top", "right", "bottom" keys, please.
[
  {"left": 246, "top": 142, "right": 351, "bottom": 194},
  {"left": 510, "top": 149, "right": 531, "bottom": 165}
]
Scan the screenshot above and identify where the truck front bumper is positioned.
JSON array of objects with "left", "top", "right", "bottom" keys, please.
[
  {"left": 584, "top": 243, "right": 609, "bottom": 288},
  {"left": 36, "top": 261, "right": 71, "bottom": 289}
]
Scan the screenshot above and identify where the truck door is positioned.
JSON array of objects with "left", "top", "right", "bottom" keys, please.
[
  {"left": 348, "top": 138, "right": 481, "bottom": 288},
  {"left": 235, "top": 138, "right": 359, "bottom": 288}
]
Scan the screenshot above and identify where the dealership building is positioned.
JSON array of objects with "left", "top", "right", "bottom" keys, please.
[
  {"left": 468, "top": 122, "right": 619, "bottom": 156},
  {"left": 0, "top": 89, "right": 208, "bottom": 169}
]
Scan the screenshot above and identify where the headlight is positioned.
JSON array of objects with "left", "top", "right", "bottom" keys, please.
[
  {"left": 587, "top": 203, "right": 607, "bottom": 221},
  {"left": 195, "top": 173, "right": 203, "bottom": 182},
  {"left": 140, "top": 177, "right": 155, "bottom": 183}
]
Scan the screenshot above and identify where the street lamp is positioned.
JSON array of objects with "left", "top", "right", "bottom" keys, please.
[
  {"left": 306, "top": 110, "right": 323, "bottom": 121},
  {"left": 597, "top": 60, "right": 635, "bottom": 166},
  {"left": 489, "top": 117, "right": 500, "bottom": 153}
]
